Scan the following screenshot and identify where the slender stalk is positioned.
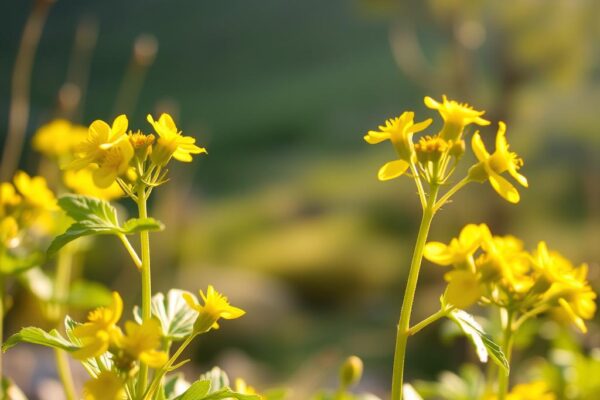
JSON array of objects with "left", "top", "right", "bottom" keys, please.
[
  {"left": 143, "top": 334, "right": 196, "bottom": 400},
  {"left": 410, "top": 163, "right": 426, "bottom": 210},
  {"left": 118, "top": 234, "right": 142, "bottom": 269},
  {"left": 407, "top": 306, "right": 453, "bottom": 336},
  {"left": 136, "top": 186, "right": 152, "bottom": 394},
  {"left": 391, "top": 184, "right": 439, "bottom": 400},
  {"left": 54, "top": 349, "right": 76, "bottom": 400},
  {"left": 433, "top": 176, "right": 470, "bottom": 213},
  {"left": 497, "top": 310, "right": 515, "bottom": 400},
  {"left": 1, "top": 0, "right": 53, "bottom": 180},
  {"left": 52, "top": 250, "right": 77, "bottom": 400}
]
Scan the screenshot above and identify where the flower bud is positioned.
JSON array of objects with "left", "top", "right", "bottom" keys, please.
[{"left": 339, "top": 355, "right": 363, "bottom": 388}]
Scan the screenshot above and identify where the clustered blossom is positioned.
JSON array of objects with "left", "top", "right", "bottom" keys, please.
[
  {"left": 364, "top": 95, "right": 527, "bottom": 202},
  {"left": 424, "top": 224, "right": 597, "bottom": 333},
  {"left": 0, "top": 171, "right": 58, "bottom": 249}
]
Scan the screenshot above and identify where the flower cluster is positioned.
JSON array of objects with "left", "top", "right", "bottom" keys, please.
[
  {"left": 424, "top": 223, "right": 597, "bottom": 332},
  {"left": 365, "top": 95, "right": 528, "bottom": 203},
  {"left": 0, "top": 171, "right": 57, "bottom": 250},
  {"left": 68, "top": 113, "right": 206, "bottom": 192},
  {"left": 75, "top": 286, "right": 244, "bottom": 397}
]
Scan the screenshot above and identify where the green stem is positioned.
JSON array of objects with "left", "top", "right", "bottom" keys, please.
[
  {"left": 407, "top": 306, "right": 453, "bottom": 336},
  {"left": 136, "top": 186, "right": 152, "bottom": 395},
  {"left": 143, "top": 334, "right": 196, "bottom": 400},
  {"left": 54, "top": 349, "right": 76, "bottom": 400},
  {"left": 433, "top": 176, "right": 470, "bottom": 213},
  {"left": 410, "top": 163, "right": 426, "bottom": 210},
  {"left": 497, "top": 310, "right": 514, "bottom": 400},
  {"left": 118, "top": 234, "right": 142, "bottom": 269},
  {"left": 52, "top": 250, "right": 77, "bottom": 400},
  {"left": 391, "top": 184, "right": 439, "bottom": 400}
]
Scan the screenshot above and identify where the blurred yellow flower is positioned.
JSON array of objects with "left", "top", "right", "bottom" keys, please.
[
  {"left": 478, "top": 234, "right": 533, "bottom": 294},
  {"left": 505, "top": 381, "right": 555, "bottom": 400},
  {"left": 183, "top": 285, "right": 245, "bottom": 334},
  {"left": 33, "top": 119, "right": 87, "bottom": 160},
  {"left": 73, "top": 292, "right": 123, "bottom": 359},
  {"left": 424, "top": 95, "right": 489, "bottom": 140},
  {"left": 91, "top": 139, "right": 134, "bottom": 188},
  {"left": 235, "top": 378, "right": 260, "bottom": 396},
  {"left": 63, "top": 168, "right": 124, "bottom": 200},
  {"left": 444, "top": 270, "right": 482, "bottom": 309},
  {"left": 424, "top": 224, "right": 486, "bottom": 267},
  {"left": 83, "top": 371, "right": 126, "bottom": 400},
  {"left": 13, "top": 171, "right": 57, "bottom": 211},
  {"left": 468, "top": 122, "right": 528, "bottom": 203},
  {"left": 0, "top": 216, "right": 19, "bottom": 248},
  {"left": 0, "top": 183, "right": 21, "bottom": 217},
  {"left": 115, "top": 319, "right": 167, "bottom": 368},
  {"left": 147, "top": 113, "right": 206, "bottom": 166}
]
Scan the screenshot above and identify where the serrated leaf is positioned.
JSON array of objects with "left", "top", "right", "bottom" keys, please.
[
  {"left": 2, "top": 327, "right": 79, "bottom": 353},
  {"left": 199, "top": 367, "right": 230, "bottom": 393},
  {"left": 162, "top": 373, "right": 191, "bottom": 400},
  {"left": 448, "top": 310, "right": 510, "bottom": 374},
  {"left": 48, "top": 195, "right": 164, "bottom": 256},
  {"left": 134, "top": 289, "right": 197, "bottom": 341},
  {"left": 177, "top": 380, "right": 211, "bottom": 400},
  {"left": 202, "top": 388, "right": 261, "bottom": 400},
  {"left": 58, "top": 194, "right": 119, "bottom": 225}
]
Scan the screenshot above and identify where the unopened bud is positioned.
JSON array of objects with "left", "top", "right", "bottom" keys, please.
[{"left": 339, "top": 355, "right": 363, "bottom": 388}]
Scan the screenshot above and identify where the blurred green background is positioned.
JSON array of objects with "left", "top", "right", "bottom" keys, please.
[{"left": 1, "top": 0, "right": 599, "bottom": 398}]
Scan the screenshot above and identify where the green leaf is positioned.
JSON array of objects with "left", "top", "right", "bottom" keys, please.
[
  {"left": 162, "top": 373, "right": 191, "bottom": 400},
  {"left": 64, "top": 316, "right": 113, "bottom": 375},
  {"left": 48, "top": 195, "right": 164, "bottom": 256},
  {"left": 178, "top": 380, "right": 211, "bottom": 400},
  {"left": 2, "top": 327, "right": 79, "bottom": 353},
  {"left": 202, "top": 388, "right": 261, "bottom": 400},
  {"left": 67, "top": 280, "right": 113, "bottom": 309},
  {"left": 448, "top": 310, "right": 510, "bottom": 374},
  {"left": 134, "top": 289, "right": 198, "bottom": 341},
  {"left": 121, "top": 217, "right": 164, "bottom": 234},
  {"left": 198, "top": 367, "right": 230, "bottom": 392}
]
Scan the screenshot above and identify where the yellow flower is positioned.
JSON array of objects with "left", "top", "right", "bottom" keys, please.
[
  {"left": 33, "top": 119, "right": 87, "bottom": 160},
  {"left": 0, "top": 216, "right": 19, "bottom": 248},
  {"left": 73, "top": 292, "right": 123, "bottom": 359},
  {"left": 477, "top": 234, "right": 533, "bottom": 294},
  {"left": 83, "top": 371, "right": 126, "bottom": 400},
  {"left": 443, "top": 270, "right": 482, "bottom": 309},
  {"left": 544, "top": 261, "right": 597, "bottom": 333},
  {"left": 424, "top": 95, "right": 490, "bottom": 140},
  {"left": 71, "top": 115, "right": 129, "bottom": 169},
  {"left": 424, "top": 224, "right": 487, "bottom": 268},
  {"left": 90, "top": 139, "right": 134, "bottom": 188},
  {"left": 235, "top": 378, "right": 260, "bottom": 396},
  {"left": 468, "top": 122, "right": 528, "bottom": 203},
  {"left": 0, "top": 183, "right": 21, "bottom": 217},
  {"left": 183, "top": 285, "right": 245, "bottom": 334},
  {"left": 505, "top": 381, "right": 555, "bottom": 400},
  {"left": 115, "top": 319, "right": 168, "bottom": 368},
  {"left": 63, "top": 168, "right": 124, "bottom": 200},
  {"left": 13, "top": 171, "right": 57, "bottom": 211},
  {"left": 147, "top": 113, "right": 206, "bottom": 166}
]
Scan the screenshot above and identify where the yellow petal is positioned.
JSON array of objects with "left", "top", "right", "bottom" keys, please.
[
  {"left": 444, "top": 270, "right": 481, "bottom": 309},
  {"left": 377, "top": 160, "right": 409, "bottom": 181},
  {"left": 159, "top": 113, "right": 177, "bottom": 131},
  {"left": 424, "top": 96, "right": 441, "bottom": 110},
  {"left": 221, "top": 305, "right": 246, "bottom": 320},
  {"left": 489, "top": 172, "right": 520, "bottom": 203},
  {"left": 408, "top": 118, "right": 433, "bottom": 133},
  {"left": 89, "top": 120, "right": 110, "bottom": 143},
  {"left": 182, "top": 292, "right": 200, "bottom": 311},
  {"left": 423, "top": 242, "right": 453, "bottom": 266},
  {"left": 92, "top": 165, "right": 118, "bottom": 189},
  {"left": 140, "top": 350, "right": 168, "bottom": 368},
  {"left": 471, "top": 132, "right": 489, "bottom": 162},
  {"left": 363, "top": 131, "right": 390, "bottom": 144},
  {"left": 111, "top": 115, "right": 128, "bottom": 137}
]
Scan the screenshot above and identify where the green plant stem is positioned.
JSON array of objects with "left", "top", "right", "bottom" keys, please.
[
  {"left": 407, "top": 306, "right": 453, "bottom": 336},
  {"left": 54, "top": 349, "right": 76, "bottom": 400},
  {"left": 52, "top": 250, "right": 77, "bottom": 400},
  {"left": 410, "top": 163, "right": 426, "bottom": 210},
  {"left": 136, "top": 186, "right": 152, "bottom": 395},
  {"left": 391, "top": 184, "right": 439, "bottom": 400},
  {"left": 433, "top": 177, "right": 470, "bottom": 212},
  {"left": 118, "top": 234, "right": 142, "bottom": 269},
  {"left": 143, "top": 334, "right": 196, "bottom": 400},
  {"left": 497, "top": 310, "right": 515, "bottom": 400}
]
